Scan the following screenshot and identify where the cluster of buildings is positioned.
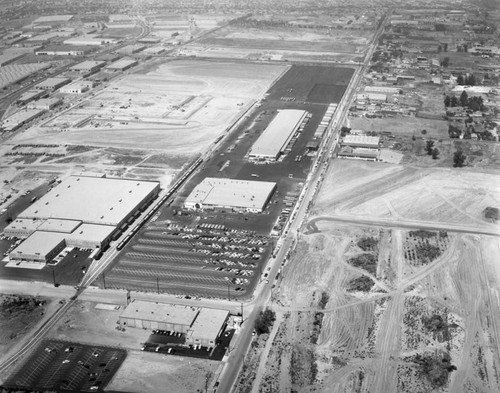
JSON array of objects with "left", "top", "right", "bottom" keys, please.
[
  {"left": 338, "top": 134, "right": 380, "bottom": 161},
  {"left": 6, "top": 176, "right": 159, "bottom": 264}
]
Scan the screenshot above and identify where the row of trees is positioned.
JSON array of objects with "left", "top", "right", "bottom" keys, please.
[
  {"left": 456, "top": 73, "right": 476, "bottom": 86},
  {"left": 444, "top": 91, "right": 485, "bottom": 112}
]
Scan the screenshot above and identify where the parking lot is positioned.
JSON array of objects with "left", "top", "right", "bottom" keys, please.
[
  {"left": 103, "top": 223, "right": 272, "bottom": 299},
  {"left": 3, "top": 340, "right": 126, "bottom": 392},
  {"left": 141, "top": 328, "right": 235, "bottom": 361},
  {"left": 0, "top": 247, "right": 92, "bottom": 286}
]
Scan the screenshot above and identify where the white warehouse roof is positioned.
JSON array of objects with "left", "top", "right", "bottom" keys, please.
[
  {"left": 185, "top": 178, "right": 276, "bottom": 212},
  {"left": 19, "top": 176, "right": 159, "bottom": 226},
  {"left": 249, "top": 109, "right": 307, "bottom": 160},
  {"left": 342, "top": 135, "right": 380, "bottom": 147},
  {"left": 120, "top": 301, "right": 199, "bottom": 326}
]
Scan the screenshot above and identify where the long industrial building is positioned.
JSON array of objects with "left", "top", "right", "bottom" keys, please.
[
  {"left": 248, "top": 109, "right": 308, "bottom": 161},
  {"left": 7, "top": 176, "right": 159, "bottom": 263},
  {"left": 184, "top": 177, "right": 276, "bottom": 213},
  {"left": 119, "top": 301, "right": 229, "bottom": 348}
]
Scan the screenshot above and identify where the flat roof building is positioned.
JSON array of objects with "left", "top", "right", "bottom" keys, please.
[
  {"left": 105, "top": 58, "right": 138, "bottom": 72},
  {"left": 65, "top": 223, "right": 115, "bottom": 249},
  {"left": 70, "top": 60, "right": 105, "bottom": 73},
  {"left": 28, "top": 97, "right": 62, "bottom": 110},
  {"left": 1, "top": 108, "right": 45, "bottom": 131},
  {"left": 119, "top": 301, "right": 229, "bottom": 348},
  {"left": 338, "top": 146, "right": 379, "bottom": 161},
  {"left": 4, "top": 218, "right": 44, "bottom": 238},
  {"left": 16, "top": 90, "right": 47, "bottom": 105},
  {"left": 185, "top": 178, "right": 276, "bottom": 213},
  {"left": 119, "top": 301, "right": 199, "bottom": 333},
  {"left": 249, "top": 110, "right": 307, "bottom": 161},
  {"left": 342, "top": 135, "right": 380, "bottom": 149},
  {"left": 0, "top": 53, "right": 26, "bottom": 66},
  {"left": 0, "top": 63, "right": 51, "bottom": 90},
  {"left": 9, "top": 231, "right": 66, "bottom": 263},
  {"left": 34, "top": 77, "right": 71, "bottom": 91},
  {"left": 64, "top": 36, "right": 105, "bottom": 46},
  {"left": 20, "top": 176, "right": 159, "bottom": 227},
  {"left": 60, "top": 82, "right": 89, "bottom": 94},
  {"left": 186, "top": 308, "right": 229, "bottom": 347}
]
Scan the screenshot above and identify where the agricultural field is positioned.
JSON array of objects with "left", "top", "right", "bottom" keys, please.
[{"left": 238, "top": 221, "right": 500, "bottom": 393}]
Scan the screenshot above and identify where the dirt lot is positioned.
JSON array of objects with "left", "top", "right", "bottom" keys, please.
[
  {"left": 313, "top": 159, "right": 500, "bottom": 230},
  {"left": 106, "top": 350, "right": 218, "bottom": 393},
  {"left": 238, "top": 222, "right": 500, "bottom": 393}
]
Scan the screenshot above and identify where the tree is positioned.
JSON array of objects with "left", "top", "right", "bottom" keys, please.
[
  {"left": 450, "top": 96, "right": 459, "bottom": 107},
  {"left": 425, "top": 140, "right": 435, "bottom": 155},
  {"left": 453, "top": 150, "right": 466, "bottom": 167},
  {"left": 431, "top": 148, "right": 439, "bottom": 159},
  {"left": 440, "top": 57, "right": 450, "bottom": 67},
  {"left": 483, "top": 207, "right": 499, "bottom": 222},
  {"left": 254, "top": 308, "right": 276, "bottom": 335},
  {"left": 421, "top": 129, "right": 427, "bottom": 135},
  {"left": 466, "top": 74, "right": 476, "bottom": 86},
  {"left": 460, "top": 90, "right": 468, "bottom": 107},
  {"left": 444, "top": 95, "right": 451, "bottom": 107},
  {"left": 457, "top": 74, "right": 465, "bottom": 85}
]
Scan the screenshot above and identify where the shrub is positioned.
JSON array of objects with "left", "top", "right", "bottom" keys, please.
[
  {"left": 254, "top": 307, "right": 276, "bottom": 335},
  {"left": 357, "top": 237, "right": 378, "bottom": 251}
]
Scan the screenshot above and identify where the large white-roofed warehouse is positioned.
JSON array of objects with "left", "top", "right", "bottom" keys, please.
[
  {"left": 184, "top": 177, "right": 276, "bottom": 213},
  {"left": 248, "top": 109, "right": 308, "bottom": 161},
  {"left": 7, "top": 176, "right": 159, "bottom": 264}
]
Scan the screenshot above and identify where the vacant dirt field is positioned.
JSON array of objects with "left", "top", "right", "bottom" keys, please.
[
  {"left": 107, "top": 350, "right": 218, "bottom": 393},
  {"left": 243, "top": 222, "right": 500, "bottom": 393},
  {"left": 313, "top": 160, "right": 500, "bottom": 231}
]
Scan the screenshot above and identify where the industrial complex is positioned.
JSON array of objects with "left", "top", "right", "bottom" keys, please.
[
  {"left": 184, "top": 177, "right": 276, "bottom": 213},
  {"left": 6, "top": 176, "right": 159, "bottom": 263}
]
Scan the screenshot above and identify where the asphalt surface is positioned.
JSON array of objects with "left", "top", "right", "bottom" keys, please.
[{"left": 3, "top": 340, "right": 126, "bottom": 392}]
